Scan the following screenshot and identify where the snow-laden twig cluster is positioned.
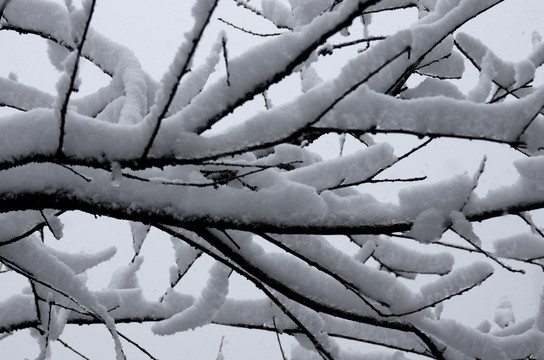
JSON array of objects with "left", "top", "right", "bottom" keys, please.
[{"left": 1, "top": 0, "right": 544, "bottom": 359}]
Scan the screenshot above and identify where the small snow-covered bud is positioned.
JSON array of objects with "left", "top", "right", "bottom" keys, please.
[
  {"left": 429, "top": 303, "right": 443, "bottom": 320},
  {"left": 494, "top": 297, "right": 515, "bottom": 328},
  {"left": 111, "top": 162, "right": 122, "bottom": 187}
]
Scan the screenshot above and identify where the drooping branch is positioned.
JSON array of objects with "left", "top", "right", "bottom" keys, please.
[{"left": 159, "top": 226, "right": 447, "bottom": 359}]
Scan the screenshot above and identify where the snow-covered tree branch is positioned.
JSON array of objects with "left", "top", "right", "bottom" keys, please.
[{"left": 1, "top": 0, "right": 544, "bottom": 359}]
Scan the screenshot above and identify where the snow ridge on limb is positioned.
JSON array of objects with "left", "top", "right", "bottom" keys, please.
[
  {"left": 0, "top": 0, "right": 539, "bottom": 171},
  {"left": 285, "top": 143, "right": 396, "bottom": 192},
  {"left": 47, "top": 245, "right": 116, "bottom": 274},
  {"left": 354, "top": 235, "right": 454, "bottom": 276},
  {"left": 2, "top": 160, "right": 544, "bottom": 236},
  {"left": 0, "top": 77, "right": 54, "bottom": 111}
]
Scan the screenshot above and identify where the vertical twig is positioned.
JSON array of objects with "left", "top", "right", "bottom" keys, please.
[
  {"left": 39, "top": 210, "right": 55, "bottom": 240},
  {"left": 221, "top": 35, "right": 231, "bottom": 86},
  {"left": 262, "top": 90, "right": 273, "bottom": 109},
  {"left": 56, "top": 0, "right": 96, "bottom": 157},
  {"left": 272, "top": 317, "right": 288, "bottom": 360},
  {"left": 140, "top": 0, "right": 219, "bottom": 160},
  {"left": 216, "top": 335, "right": 226, "bottom": 360},
  {"left": 43, "top": 302, "right": 53, "bottom": 358}
]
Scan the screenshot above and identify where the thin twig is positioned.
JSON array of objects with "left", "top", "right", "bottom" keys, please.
[
  {"left": 460, "top": 156, "right": 487, "bottom": 211},
  {"left": 515, "top": 104, "right": 544, "bottom": 145},
  {"left": 44, "top": 303, "right": 53, "bottom": 357},
  {"left": 436, "top": 240, "right": 544, "bottom": 271},
  {"left": 235, "top": 178, "right": 258, "bottom": 191},
  {"left": 361, "top": 3, "right": 418, "bottom": 14},
  {"left": 216, "top": 335, "right": 225, "bottom": 360},
  {"left": 202, "top": 160, "right": 301, "bottom": 169},
  {"left": 57, "top": 338, "right": 90, "bottom": 360},
  {"left": 319, "top": 36, "right": 386, "bottom": 55},
  {"left": 364, "top": 176, "right": 427, "bottom": 183},
  {"left": 519, "top": 212, "right": 544, "bottom": 238},
  {"left": 272, "top": 317, "right": 288, "bottom": 360},
  {"left": 218, "top": 17, "right": 282, "bottom": 37},
  {"left": 30, "top": 282, "right": 42, "bottom": 326},
  {"left": 58, "top": 164, "right": 92, "bottom": 182},
  {"left": 159, "top": 250, "right": 203, "bottom": 302},
  {"left": 328, "top": 138, "right": 432, "bottom": 191},
  {"left": 56, "top": 0, "right": 96, "bottom": 157},
  {"left": 39, "top": 210, "right": 57, "bottom": 239},
  {"left": 451, "top": 157, "right": 524, "bottom": 273},
  {"left": 221, "top": 230, "right": 241, "bottom": 250},
  {"left": 122, "top": 165, "right": 268, "bottom": 188},
  {"left": 117, "top": 330, "right": 158, "bottom": 360},
  {"left": 221, "top": 35, "right": 231, "bottom": 86},
  {"left": 232, "top": 0, "right": 292, "bottom": 30},
  {"left": 453, "top": 229, "right": 525, "bottom": 274},
  {"left": 489, "top": 80, "right": 533, "bottom": 103}
]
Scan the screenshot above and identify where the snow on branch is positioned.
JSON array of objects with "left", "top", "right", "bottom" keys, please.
[{"left": 1, "top": 0, "right": 544, "bottom": 359}]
